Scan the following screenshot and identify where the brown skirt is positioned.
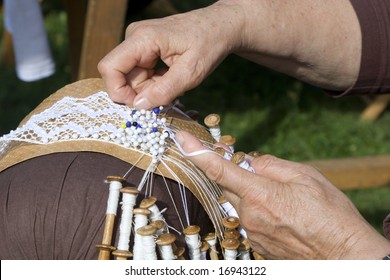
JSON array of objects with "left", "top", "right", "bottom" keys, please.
[{"left": 0, "top": 152, "right": 213, "bottom": 260}]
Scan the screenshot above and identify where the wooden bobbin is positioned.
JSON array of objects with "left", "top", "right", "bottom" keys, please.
[
  {"left": 149, "top": 219, "right": 166, "bottom": 235},
  {"left": 203, "top": 232, "right": 219, "bottom": 260},
  {"left": 218, "top": 195, "right": 228, "bottom": 205},
  {"left": 97, "top": 175, "right": 127, "bottom": 260},
  {"left": 133, "top": 207, "right": 151, "bottom": 217},
  {"left": 220, "top": 135, "right": 236, "bottom": 152},
  {"left": 112, "top": 249, "right": 133, "bottom": 260},
  {"left": 120, "top": 186, "right": 140, "bottom": 196},
  {"left": 106, "top": 175, "right": 127, "bottom": 183},
  {"left": 214, "top": 147, "right": 227, "bottom": 156},
  {"left": 238, "top": 238, "right": 252, "bottom": 260},
  {"left": 221, "top": 238, "right": 240, "bottom": 260},
  {"left": 183, "top": 225, "right": 201, "bottom": 236},
  {"left": 200, "top": 241, "right": 210, "bottom": 260},
  {"left": 231, "top": 151, "right": 246, "bottom": 165},
  {"left": 222, "top": 216, "right": 240, "bottom": 230},
  {"left": 204, "top": 113, "right": 221, "bottom": 128},
  {"left": 221, "top": 238, "right": 240, "bottom": 251},
  {"left": 239, "top": 238, "right": 251, "bottom": 251},
  {"left": 96, "top": 244, "right": 116, "bottom": 260},
  {"left": 137, "top": 224, "right": 157, "bottom": 236},
  {"left": 183, "top": 225, "right": 201, "bottom": 260},
  {"left": 140, "top": 196, "right": 157, "bottom": 209},
  {"left": 220, "top": 135, "right": 236, "bottom": 146},
  {"left": 223, "top": 229, "right": 241, "bottom": 240},
  {"left": 156, "top": 233, "right": 177, "bottom": 260},
  {"left": 136, "top": 225, "right": 158, "bottom": 260},
  {"left": 156, "top": 233, "right": 176, "bottom": 246},
  {"left": 174, "top": 247, "right": 186, "bottom": 260}
]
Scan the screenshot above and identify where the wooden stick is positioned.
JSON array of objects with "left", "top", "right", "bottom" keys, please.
[{"left": 96, "top": 176, "right": 126, "bottom": 260}]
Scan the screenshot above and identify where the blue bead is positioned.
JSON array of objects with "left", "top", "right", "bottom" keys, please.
[
  {"left": 126, "top": 121, "right": 131, "bottom": 127},
  {"left": 132, "top": 109, "right": 137, "bottom": 115},
  {"left": 152, "top": 127, "right": 158, "bottom": 132},
  {"left": 153, "top": 107, "right": 160, "bottom": 114},
  {"left": 136, "top": 124, "right": 142, "bottom": 129}
]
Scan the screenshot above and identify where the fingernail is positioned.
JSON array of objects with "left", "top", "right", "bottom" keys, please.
[{"left": 134, "top": 97, "right": 152, "bottom": 109}]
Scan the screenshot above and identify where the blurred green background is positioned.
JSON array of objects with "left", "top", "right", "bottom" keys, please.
[{"left": 0, "top": 0, "right": 389, "bottom": 234}]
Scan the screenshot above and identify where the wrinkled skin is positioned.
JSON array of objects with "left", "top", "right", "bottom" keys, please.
[{"left": 175, "top": 131, "right": 390, "bottom": 260}]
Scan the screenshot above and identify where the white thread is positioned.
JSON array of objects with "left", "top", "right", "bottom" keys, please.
[
  {"left": 185, "top": 234, "right": 201, "bottom": 260},
  {"left": 238, "top": 249, "right": 251, "bottom": 260},
  {"left": 141, "top": 235, "right": 157, "bottom": 260},
  {"left": 220, "top": 201, "right": 247, "bottom": 238},
  {"left": 224, "top": 249, "right": 238, "bottom": 260},
  {"left": 116, "top": 193, "right": 137, "bottom": 251},
  {"left": 105, "top": 180, "right": 122, "bottom": 215},
  {"left": 158, "top": 244, "right": 176, "bottom": 260},
  {"left": 168, "top": 130, "right": 216, "bottom": 158},
  {"left": 200, "top": 250, "right": 208, "bottom": 260},
  {"left": 220, "top": 201, "right": 239, "bottom": 218},
  {"left": 132, "top": 213, "right": 149, "bottom": 260},
  {"left": 148, "top": 204, "right": 164, "bottom": 222},
  {"left": 238, "top": 160, "right": 255, "bottom": 173},
  {"left": 209, "top": 127, "right": 221, "bottom": 142}
]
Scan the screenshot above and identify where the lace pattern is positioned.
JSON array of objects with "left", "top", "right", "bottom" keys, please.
[{"left": 0, "top": 91, "right": 167, "bottom": 159}]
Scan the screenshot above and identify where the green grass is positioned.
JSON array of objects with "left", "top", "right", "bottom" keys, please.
[{"left": 0, "top": 4, "right": 389, "bottom": 234}]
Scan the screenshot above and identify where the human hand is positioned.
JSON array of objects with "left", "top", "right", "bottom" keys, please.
[
  {"left": 98, "top": 1, "right": 244, "bottom": 108},
  {"left": 175, "top": 131, "right": 390, "bottom": 259}
]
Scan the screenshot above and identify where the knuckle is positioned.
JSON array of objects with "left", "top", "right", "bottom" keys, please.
[
  {"left": 203, "top": 160, "right": 226, "bottom": 184},
  {"left": 252, "top": 154, "right": 278, "bottom": 171}
]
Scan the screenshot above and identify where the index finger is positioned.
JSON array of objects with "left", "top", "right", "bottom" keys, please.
[{"left": 98, "top": 40, "right": 159, "bottom": 105}]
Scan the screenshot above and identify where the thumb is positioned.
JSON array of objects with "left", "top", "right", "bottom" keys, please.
[{"left": 175, "top": 131, "right": 269, "bottom": 198}]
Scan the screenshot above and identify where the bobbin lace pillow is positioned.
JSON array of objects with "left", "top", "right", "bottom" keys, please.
[{"left": 0, "top": 91, "right": 168, "bottom": 160}]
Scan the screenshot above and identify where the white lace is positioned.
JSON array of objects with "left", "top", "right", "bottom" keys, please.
[{"left": 0, "top": 91, "right": 166, "bottom": 159}]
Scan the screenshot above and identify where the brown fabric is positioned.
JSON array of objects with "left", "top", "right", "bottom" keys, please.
[
  {"left": 0, "top": 152, "right": 213, "bottom": 260},
  {"left": 384, "top": 213, "right": 390, "bottom": 240},
  {"left": 329, "top": 0, "right": 390, "bottom": 96}
]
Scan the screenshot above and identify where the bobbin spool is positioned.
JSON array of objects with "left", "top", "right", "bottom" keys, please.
[
  {"left": 238, "top": 238, "right": 251, "bottom": 260},
  {"left": 230, "top": 151, "right": 246, "bottom": 165},
  {"left": 223, "top": 229, "right": 241, "bottom": 240},
  {"left": 136, "top": 225, "right": 158, "bottom": 260},
  {"left": 222, "top": 216, "right": 241, "bottom": 240},
  {"left": 140, "top": 196, "right": 164, "bottom": 222},
  {"left": 218, "top": 195, "right": 239, "bottom": 218},
  {"left": 149, "top": 219, "right": 166, "bottom": 235},
  {"left": 97, "top": 175, "right": 126, "bottom": 260},
  {"left": 221, "top": 238, "right": 240, "bottom": 260},
  {"left": 231, "top": 151, "right": 254, "bottom": 173},
  {"left": 203, "top": 232, "right": 219, "bottom": 260},
  {"left": 183, "top": 225, "right": 202, "bottom": 260},
  {"left": 204, "top": 113, "right": 221, "bottom": 142},
  {"left": 116, "top": 186, "right": 139, "bottom": 258},
  {"left": 174, "top": 247, "right": 186, "bottom": 260},
  {"left": 132, "top": 207, "right": 152, "bottom": 260},
  {"left": 222, "top": 216, "right": 240, "bottom": 230},
  {"left": 200, "top": 241, "right": 210, "bottom": 260},
  {"left": 219, "top": 135, "right": 236, "bottom": 152},
  {"left": 112, "top": 249, "right": 133, "bottom": 260},
  {"left": 156, "top": 233, "right": 177, "bottom": 260},
  {"left": 214, "top": 146, "right": 232, "bottom": 160}
]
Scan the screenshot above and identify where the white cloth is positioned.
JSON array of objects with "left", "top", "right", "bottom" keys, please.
[{"left": 4, "top": 0, "right": 55, "bottom": 82}]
